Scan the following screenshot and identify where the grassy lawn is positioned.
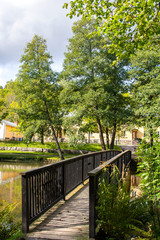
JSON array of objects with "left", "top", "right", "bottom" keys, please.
[
  {"left": 0, "top": 141, "right": 121, "bottom": 162},
  {"left": 0, "top": 140, "right": 121, "bottom": 151},
  {"left": 0, "top": 150, "right": 80, "bottom": 161}
]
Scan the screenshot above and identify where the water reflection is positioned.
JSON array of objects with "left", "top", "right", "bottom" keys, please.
[{"left": 0, "top": 161, "right": 46, "bottom": 221}]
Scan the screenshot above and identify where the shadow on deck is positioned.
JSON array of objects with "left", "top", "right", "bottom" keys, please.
[
  {"left": 22, "top": 150, "right": 132, "bottom": 240},
  {"left": 26, "top": 182, "right": 90, "bottom": 240}
]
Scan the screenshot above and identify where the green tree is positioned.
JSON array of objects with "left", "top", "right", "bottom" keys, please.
[
  {"left": 129, "top": 45, "right": 160, "bottom": 145},
  {"left": 0, "top": 88, "right": 6, "bottom": 121},
  {"left": 64, "top": 0, "right": 160, "bottom": 60},
  {"left": 0, "top": 81, "right": 16, "bottom": 122},
  {"left": 60, "top": 19, "right": 130, "bottom": 150},
  {"left": 14, "top": 35, "right": 64, "bottom": 160}
]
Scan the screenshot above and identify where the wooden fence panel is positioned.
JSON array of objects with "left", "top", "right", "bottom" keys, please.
[
  {"left": 21, "top": 150, "right": 123, "bottom": 233},
  {"left": 88, "top": 150, "right": 131, "bottom": 238}
]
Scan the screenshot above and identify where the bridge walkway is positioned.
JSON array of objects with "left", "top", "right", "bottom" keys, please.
[{"left": 27, "top": 183, "right": 90, "bottom": 240}]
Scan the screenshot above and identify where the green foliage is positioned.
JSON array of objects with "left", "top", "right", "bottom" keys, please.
[
  {"left": 96, "top": 167, "right": 151, "bottom": 239},
  {"left": 64, "top": 0, "right": 160, "bottom": 60},
  {"left": 129, "top": 45, "right": 160, "bottom": 136},
  {"left": 67, "top": 130, "right": 85, "bottom": 148},
  {"left": 60, "top": 18, "right": 130, "bottom": 150},
  {"left": 0, "top": 81, "right": 16, "bottom": 122},
  {"left": 0, "top": 201, "right": 22, "bottom": 240},
  {"left": 0, "top": 140, "right": 121, "bottom": 153},
  {"left": 14, "top": 34, "right": 64, "bottom": 159},
  {"left": 136, "top": 139, "right": 160, "bottom": 238}
]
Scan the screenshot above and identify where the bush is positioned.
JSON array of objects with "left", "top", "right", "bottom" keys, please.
[
  {"left": 136, "top": 139, "right": 160, "bottom": 239},
  {"left": 96, "top": 167, "right": 151, "bottom": 240},
  {"left": 67, "top": 131, "right": 86, "bottom": 148},
  {"left": 0, "top": 201, "right": 22, "bottom": 240}
]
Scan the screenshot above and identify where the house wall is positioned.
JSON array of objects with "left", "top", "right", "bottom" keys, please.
[
  {"left": 5, "top": 125, "right": 15, "bottom": 139},
  {"left": 84, "top": 127, "right": 146, "bottom": 145},
  {"left": 137, "top": 127, "right": 144, "bottom": 139},
  {"left": 5, "top": 125, "right": 22, "bottom": 140},
  {"left": 0, "top": 122, "right": 5, "bottom": 139}
]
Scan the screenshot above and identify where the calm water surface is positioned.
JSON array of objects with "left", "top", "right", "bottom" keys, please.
[{"left": 0, "top": 161, "right": 47, "bottom": 221}]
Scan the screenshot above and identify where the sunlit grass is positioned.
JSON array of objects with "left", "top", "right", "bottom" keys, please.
[
  {"left": 0, "top": 150, "right": 80, "bottom": 162},
  {"left": 0, "top": 140, "right": 102, "bottom": 151},
  {"left": 0, "top": 140, "right": 121, "bottom": 151}
]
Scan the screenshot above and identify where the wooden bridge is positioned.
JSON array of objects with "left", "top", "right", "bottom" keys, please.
[{"left": 21, "top": 150, "right": 131, "bottom": 239}]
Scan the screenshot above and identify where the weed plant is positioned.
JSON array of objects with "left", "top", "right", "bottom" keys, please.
[
  {"left": 0, "top": 201, "right": 22, "bottom": 240},
  {"left": 96, "top": 166, "right": 151, "bottom": 240},
  {"left": 136, "top": 138, "right": 160, "bottom": 239}
]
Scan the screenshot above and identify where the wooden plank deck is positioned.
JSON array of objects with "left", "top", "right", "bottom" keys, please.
[{"left": 26, "top": 183, "right": 89, "bottom": 240}]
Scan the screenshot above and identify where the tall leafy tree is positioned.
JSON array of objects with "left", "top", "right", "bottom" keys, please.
[
  {"left": 60, "top": 19, "right": 129, "bottom": 150},
  {"left": 129, "top": 45, "right": 160, "bottom": 145},
  {"left": 64, "top": 0, "right": 160, "bottom": 60},
  {"left": 14, "top": 35, "right": 64, "bottom": 159},
  {"left": 0, "top": 81, "right": 16, "bottom": 121}
]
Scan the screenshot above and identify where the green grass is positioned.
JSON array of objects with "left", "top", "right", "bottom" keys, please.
[
  {"left": 0, "top": 140, "right": 121, "bottom": 151},
  {"left": 0, "top": 141, "right": 121, "bottom": 162},
  {"left": 0, "top": 150, "right": 80, "bottom": 162}
]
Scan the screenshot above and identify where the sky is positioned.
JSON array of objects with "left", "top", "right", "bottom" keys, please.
[{"left": 0, "top": 0, "right": 75, "bottom": 87}]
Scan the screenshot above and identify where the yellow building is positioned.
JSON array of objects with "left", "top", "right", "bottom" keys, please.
[{"left": 0, "top": 120, "right": 23, "bottom": 140}]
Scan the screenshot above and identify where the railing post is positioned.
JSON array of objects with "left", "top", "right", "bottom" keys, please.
[
  {"left": 22, "top": 174, "right": 29, "bottom": 233},
  {"left": 82, "top": 157, "right": 84, "bottom": 184},
  {"left": 129, "top": 150, "right": 131, "bottom": 161},
  {"left": 89, "top": 174, "right": 96, "bottom": 239},
  {"left": 62, "top": 163, "right": 66, "bottom": 201},
  {"left": 93, "top": 154, "right": 96, "bottom": 169}
]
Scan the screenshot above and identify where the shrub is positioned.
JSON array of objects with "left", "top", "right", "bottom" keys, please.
[
  {"left": 96, "top": 167, "right": 151, "bottom": 240},
  {"left": 0, "top": 201, "right": 22, "bottom": 240},
  {"left": 136, "top": 139, "right": 160, "bottom": 239}
]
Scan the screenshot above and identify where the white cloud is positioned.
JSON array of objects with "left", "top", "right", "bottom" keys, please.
[
  {"left": 0, "top": 63, "right": 19, "bottom": 87},
  {"left": 0, "top": 0, "right": 74, "bottom": 87}
]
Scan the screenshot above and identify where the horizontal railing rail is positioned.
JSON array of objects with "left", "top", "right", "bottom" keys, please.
[
  {"left": 21, "top": 149, "right": 121, "bottom": 233},
  {"left": 88, "top": 150, "right": 131, "bottom": 238}
]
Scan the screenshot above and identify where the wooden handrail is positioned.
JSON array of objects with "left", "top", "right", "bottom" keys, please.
[
  {"left": 88, "top": 150, "right": 131, "bottom": 238},
  {"left": 21, "top": 149, "right": 121, "bottom": 233}
]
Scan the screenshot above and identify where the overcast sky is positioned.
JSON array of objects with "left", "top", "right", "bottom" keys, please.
[{"left": 0, "top": 0, "right": 75, "bottom": 87}]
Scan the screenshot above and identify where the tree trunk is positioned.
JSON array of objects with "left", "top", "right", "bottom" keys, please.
[
  {"left": 44, "top": 99, "right": 64, "bottom": 160},
  {"left": 105, "top": 127, "right": 110, "bottom": 149},
  {"left": 50, "top": 124, "right": 64, "bottom": 160},
  {"left": 110, "top": 122, "right": 116, "bottom": 149},
  {"left": 149, "top": 125, "right": 153, "bottom": 147},
  {"left": 40, "top": 128, "right": 44, "bottom": 144},
  {"left": 94, "top": 103, "right": 106, "bottom": 151},
  {"left": 97, "top": 117, "right": 106, "bottom": 151},
  {"left": 88, "top": 132, "right": 91, "bottom": 143}
]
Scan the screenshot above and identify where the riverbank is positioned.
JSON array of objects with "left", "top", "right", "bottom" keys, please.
[
  {"left": 0, "top": 141, "right": 121, "bottom": 161},
  {"left": 0, "top": 151, "right": 80, "bottom": 162}
]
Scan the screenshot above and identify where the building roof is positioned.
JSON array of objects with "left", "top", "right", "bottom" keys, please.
[{"left": 1, "top": 120, "right": 17, "bottom": 128}]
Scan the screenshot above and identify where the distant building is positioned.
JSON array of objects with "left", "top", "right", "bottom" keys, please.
[
  {"left": 0, "top": 120, "right": 23, "bottom": 140},
  {"left": 84, "top": 126, "right": 160, "bottom": 145}
]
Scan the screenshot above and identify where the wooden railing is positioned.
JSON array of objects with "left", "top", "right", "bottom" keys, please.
[
  {"left": 88, "top": 150, "right": 131, "bottom": 238},
  {"left": 21, "top": 149, "right": 121, "bottom": 233}
]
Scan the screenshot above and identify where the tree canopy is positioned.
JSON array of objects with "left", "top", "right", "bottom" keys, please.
[
  {"left": 60, "top": 19, "right": 130, "bottom": 149},
  {"left": 14, "top": 35, "right": 64, "bottom": 159},
  {"left": 129, "top": 45, "right": 160, "bottom": 144},
  {"left": 0, "top": 81, "right": 16, "bottom": 121},
  {"left": 64, "top": 0, "right": 160, "bottom": 59}
]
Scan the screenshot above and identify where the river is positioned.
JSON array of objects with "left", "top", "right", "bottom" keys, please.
[
  {"left": 0, "top": 160, "right": 140, "bottom": 224},
  {"left": 0, "top": 161, "right": 47, "bottom": 221}
]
